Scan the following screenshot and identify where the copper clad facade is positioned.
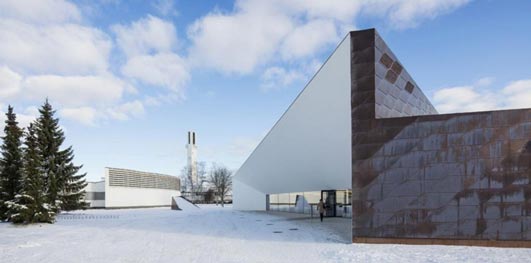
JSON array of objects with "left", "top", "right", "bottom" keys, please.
[{"left": 351, "top": 29, "right": 531, "bottom": 242}]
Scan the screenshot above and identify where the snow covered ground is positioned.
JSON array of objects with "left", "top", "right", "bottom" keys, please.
[{"left": 1, "top": 205, "right": 531, "bottom": 262}]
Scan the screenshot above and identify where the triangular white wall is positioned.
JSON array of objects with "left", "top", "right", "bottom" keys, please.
[{"left": 233, "top": 36, "right": 352, "bottom": 210}]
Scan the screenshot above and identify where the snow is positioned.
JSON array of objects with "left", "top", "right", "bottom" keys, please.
[
  {"left": 172, "top": 196, "right": 199, "bottom": 210},
  {"left": 18, "top": 194, "right": 35, "bottom": 201},
  {"left": 0, "top": 205, "right": 530, "bottom": 262}
]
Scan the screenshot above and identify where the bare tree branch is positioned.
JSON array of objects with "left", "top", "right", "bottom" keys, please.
[
  {"left": 180, "top": 162, "right": 208, "bottom": 194},
  {"left": 209, "top": 163, "right": 232, "bottom": 207}
]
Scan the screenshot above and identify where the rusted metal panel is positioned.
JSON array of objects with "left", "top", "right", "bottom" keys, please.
[{"left": 350, "top": 29, "right": 531, "bottom": 243}]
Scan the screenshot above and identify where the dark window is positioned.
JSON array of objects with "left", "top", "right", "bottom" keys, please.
[
  {"left": 405, "top": 81, "right": 415, "bottom": 93},
  {"left": 391, "top": 61, "right": 403, "bottom": 75},
  {"left": 379, "top": 53, "right": 393, "bottom": 68},
  {"left": 85, "top": 192, "right": 105, "bottom": 200},
  {"left": 384, "top": 70, "right": 398, "bottom": 84}
]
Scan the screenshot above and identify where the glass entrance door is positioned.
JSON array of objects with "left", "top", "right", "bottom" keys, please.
[{"left": 321, "top": 190, "right": 336, "bottom": 217}]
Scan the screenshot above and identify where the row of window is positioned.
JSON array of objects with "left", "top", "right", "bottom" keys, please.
[
  {"left": 85, "top": 192, "right": 105, "bottom": 200},
  {"left": 268, "top": 190, "right": 352, "bottom": 217}
]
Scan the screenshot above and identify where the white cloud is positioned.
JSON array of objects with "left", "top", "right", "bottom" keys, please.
[
  {"left": 260, "top": 66, "right": 306, "bottom": 91},
  {"left": 432, "top": 78, "right": 531, "bottom": 113},
  {"left": 23, "top": 105, "right": 39, "bottom": 117},
  {"left": 0, "top": 66, "right": 22, "bottom": 99},
  {"left": 59, "top": 100, "right": 147, "bottom": 126},
  {"left": 188, "top": 4, "right": 294, "bottom": 74},
  {"left": 433, "top": 85, "right": 496, "bottom": 113},
  {"left": 22, "top": 74, "right": 127, "bottom": 107},
  {"left": 0, "top": 107, "right": 4, "bottom": 130},
  {"left": 17, "top": 113, "right": 36, "bottom": 128},
  {"left": 0, "top": 19, "right": 111, "bottom": 75},
  {"left": 153, "top": 0, "right": 178, "bottom": 17},
  {"left": 106, "top": 100, "right": 145, "bottom": 121},
  {"left": 121, "top": 53, "right": 189, "bottom": 94},
  {"left": 59, "top": 100, "right": 146, "bottom": 125},
  {"left": 187, "top": 0, "right": 470, "bottom": 74},
  {"left": 112, "top": 15, "right": 178, "bottom": 57},
  {"left": 113, "top": 15, "right": 189, "bottom": 97},
  {"left": 144, "top": 96, "right": 162, "bottom": 107},
  {"left": 0, "top": 0, "right": 473, "bottom": 128},
  {"left": 286, "top": 0, "right": 363, "bottom": 23},
  {"left": 363, "top": 0, "right": 471, "bottom": 29},
  {"left": 14, "top": 106, "right": 39, "bottom": 129},
  {"left": 0, "top": 66, "right": 140, "bottom": 126},
  {"left": 229, "top": 137, "right": 261, "bottom": 158},
  {"left": 0, "top": 3, "right": 176, "bottom": 127},
  {"left": 280, "top": 19, "right": 338, "bottom": 60},
  {"left": 0, "top": 0, "right": 81, "bottom": 24},
  {"left": 475, "top": 77, "right": 494, "bottom": 87},
  {"left": 60, "top": 107, "right": 98, "bottom": 126},
  {"left": 260, "top": 59, "right": 322, "bottom": 91},
  {"left": 502, "top": 80, "right": 531, "bottom": 109}
]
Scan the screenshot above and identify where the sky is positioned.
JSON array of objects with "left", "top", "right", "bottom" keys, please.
[{"left": 1, "top": 0, "right": 531, "bottom": 181}]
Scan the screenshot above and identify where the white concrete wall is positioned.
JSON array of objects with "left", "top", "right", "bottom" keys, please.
[
  {"left": 233, "top": 35, "right": 352, "bottom": 210},
  {"left": 105, "top": 186, "right": 180, "bottom": 208},
  {"left": 104, "top": 169, "right": 180, "bottom": 208},
  {"left": 232, "top": 180, "right": 266, "bottom": 211}
]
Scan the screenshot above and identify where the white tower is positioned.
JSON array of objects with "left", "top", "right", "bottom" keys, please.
[{"left": 186, "top": 131, "right": 198, "bottom": 189}]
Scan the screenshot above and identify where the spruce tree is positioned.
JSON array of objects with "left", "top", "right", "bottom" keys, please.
[
  {"left": 57, "top": 145, "right": 87, "bottom": 211},
  {"left": 0, "top": 106, "right": 24, "bottom": 221},
  {"left": 35, "top": 100, "right": 60, "bottom": 212},
  {"left": 10, "top": 123, "right": 55, "bottom": 223},
  {"left": 35, "top": 100, "right": 87, "bottom": 212}
]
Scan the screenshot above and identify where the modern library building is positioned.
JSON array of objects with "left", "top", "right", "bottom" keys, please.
[{"left": 233, "top": 29, "right": 531, "bottom": 246}]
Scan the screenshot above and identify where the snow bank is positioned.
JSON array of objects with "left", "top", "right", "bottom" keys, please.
[
  {"left": 1, "top": 206, "right": 531, "bottom": 262},
  {"left": 171, "top": 196, "right": 199, "bottom": 211}
]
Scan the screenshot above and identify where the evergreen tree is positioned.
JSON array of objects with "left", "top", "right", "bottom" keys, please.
[
  {"left": 0, "top": 106, "right": 24, "bottom": 221},
  {"left": 10, "top": 123, "right": 54, "bottom": 223},
  {"left": 35, "top": 100, "right": 60, "bottom": 212},
  {"left": 57, "top": 145, "right": 87, "bottom": 211},
  {"left": 35, "top": 100, "right": 87, "bottom": 212}
]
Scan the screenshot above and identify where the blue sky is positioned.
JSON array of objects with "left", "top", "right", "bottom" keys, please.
[{"left": 1, "top": 0, "right": 531, "bottom": 181}]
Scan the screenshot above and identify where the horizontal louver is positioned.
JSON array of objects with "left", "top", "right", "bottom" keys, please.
[{"left": 108, "top": 168, "right": 180, "bottom": 190}]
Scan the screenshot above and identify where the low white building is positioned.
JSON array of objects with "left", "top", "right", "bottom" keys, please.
[
  {"left": 84, "top": 167, "right": 181, "bottom": 209},
  {"left": 84, "top": 180, "right": 105, "bottom": 208}
]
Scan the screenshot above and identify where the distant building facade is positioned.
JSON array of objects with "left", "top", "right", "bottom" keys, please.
[
  {"left": 84, "top": 180, "right": 105, "bottom": 208},
  {"left": 234, "top": 29, "right": 531, "bottom": 247},
  {"left": 84, "top": 167, "right": 180, "bottom": 208}
]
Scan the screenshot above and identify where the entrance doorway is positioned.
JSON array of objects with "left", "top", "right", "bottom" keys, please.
[
  {"left": 321, "top": 190, "right": 336, "bottom": 217},
  {"left": 267, "top": 190, "right": 351, "bottom": 218}
]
